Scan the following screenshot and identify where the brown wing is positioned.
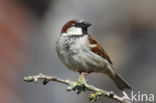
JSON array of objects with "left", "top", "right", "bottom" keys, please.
[{"left": 88, "top": 35, "right": 112, "bottom": 64}]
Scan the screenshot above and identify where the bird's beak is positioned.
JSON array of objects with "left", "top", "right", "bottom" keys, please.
[{"left": 83, "top": 21, "right": 91, "bottom": 28}]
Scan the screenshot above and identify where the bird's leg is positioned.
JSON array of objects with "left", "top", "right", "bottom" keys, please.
[
  {"left": 72, "top": 72, "right": 88, "bottom": 94},
  {"left": 80, "top": 72, "right": 88, "bottom": 76},
  {"left": 77, "top": 72, "right": 87, "bottom": 84}
]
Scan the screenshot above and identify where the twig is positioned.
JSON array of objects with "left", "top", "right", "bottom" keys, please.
[{"left": 24, "top": 73, "right": 131, "bottom": 103}]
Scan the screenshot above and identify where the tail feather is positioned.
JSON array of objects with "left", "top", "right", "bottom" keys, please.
[{"left": 107, "top": 71, "right": 131, "bottom": 90}]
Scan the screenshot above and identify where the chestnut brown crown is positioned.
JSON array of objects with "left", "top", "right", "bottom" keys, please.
[{"left": 61, "top": 19, "right": 91, "bottom": 34}]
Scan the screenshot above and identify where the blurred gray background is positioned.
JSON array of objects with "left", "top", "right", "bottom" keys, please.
[{"left": 0, "top": 0, "right": 155, "bottom": 103}]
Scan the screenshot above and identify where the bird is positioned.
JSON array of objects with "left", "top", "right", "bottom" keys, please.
[{"left": 56, "top": 19, "right": 131, "bottom": 90}]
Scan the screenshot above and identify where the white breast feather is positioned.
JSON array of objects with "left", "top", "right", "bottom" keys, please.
[{"left": 56, "top": 35, "right": 111, "bottom": 73}]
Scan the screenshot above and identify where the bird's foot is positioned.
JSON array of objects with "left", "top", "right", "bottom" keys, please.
[
  {"left": 80, "top": 72, "right": 88, "bottom": 76},
  {"left": 67, "top": 74, "right": 87, "bottom": 94},
  {"left": 75, "top": 74, "right": 87, "bottom": 94}
]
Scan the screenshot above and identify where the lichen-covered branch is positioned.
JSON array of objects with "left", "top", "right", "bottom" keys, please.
[{"left": 24, "top": 73, "right": 131, "bottom": 103}]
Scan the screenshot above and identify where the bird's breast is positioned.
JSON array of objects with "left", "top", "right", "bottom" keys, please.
[
  {"left": 56, "top": 35, "right": 109, "bottom": 73},
  {"left": 56, "top": 35, "right": 89, "bottom": 69}
]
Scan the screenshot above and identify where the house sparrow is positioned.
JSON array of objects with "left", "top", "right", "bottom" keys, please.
[{"left": 56, "top": 19, "right": 131, "bottom": 90}]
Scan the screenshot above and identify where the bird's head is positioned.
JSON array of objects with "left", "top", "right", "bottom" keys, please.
[{"left": 61, "top": 19, "right": 91, "bottom": 36}]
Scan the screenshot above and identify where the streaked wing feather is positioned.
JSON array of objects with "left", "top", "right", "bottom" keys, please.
[{"left": 88, "top": 35, "right": 112, "bottom": 64}]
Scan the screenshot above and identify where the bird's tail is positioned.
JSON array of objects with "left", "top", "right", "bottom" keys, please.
[{"left": 106, "top": 70, "right": 131, "bottom": 90}]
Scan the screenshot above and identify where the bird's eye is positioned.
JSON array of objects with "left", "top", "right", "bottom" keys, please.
[{"left": 74, "top": 23, "right": 80, "bottom": 27}]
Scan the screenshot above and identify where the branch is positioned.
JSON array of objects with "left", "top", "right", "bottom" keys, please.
[{"left": 24, "top": 73, "right": 131, "bottom": 103}]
